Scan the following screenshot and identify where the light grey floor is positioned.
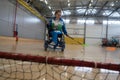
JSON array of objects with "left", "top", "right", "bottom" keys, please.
[{"left": 0, "top": 36, "right": 120, "bottom": 64}]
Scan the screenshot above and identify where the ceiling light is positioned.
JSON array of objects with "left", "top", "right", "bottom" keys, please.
[
  {"left": 103, "top": 20, "right": 120, "bottom": 24},
  {"left": 48, "top": 6, "right": 51, "bottom": 9},
  {"left": 63, "top": 10, "right": 71, "bottom": 15},
  {"left": 77, "top": 9, "right": 86, "bottom": 13},
  {"left": 68, "top": 0, "right": 70, "bottom": 3},
  {"left": 77, "top": 19, "right": 85, "bottom": 24},
  {"left": 89, "top": 3, "right": 92, "bottom": 7},
  {"left": 103, "top": 10, "right": 112, "bottom": 16},
  {"left": 111, "top": 2, "right": 114, "bottom": 6},
  {"left": 110, "top": 12, "right": 120, "bottom": 17},
  {"left": 86, "top": 20, "right": 94, "bottom": 24},
  {"left": 87, "top": 9, "right": 97, "bottom": 14},
  {"left": 91, "top": 0, "right": 93, "bottom": 3},
  {"left": 52, "top": 11, "right": 55, "bottom": 15},
  {"left": 45, "top": 0, "right": 48, "bottom": 4},
  {"left": 76, "top": 7, "right": 82, "bottom": 9},
  {"left": 68, "top": 3, "right": 70, "bottom": 7}
]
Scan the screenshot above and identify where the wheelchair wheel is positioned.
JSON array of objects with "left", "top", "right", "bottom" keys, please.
[
  {"left": 61, "top": 48, "right": 64, "bottom": 52},
  {"left": 61, "top": 43, "right": 65, "bottom": 52},
  {"left": 44, "top": 47, "right": 47, "bottom": 51},
  {"left": 44, "top": 41, "right": 48, "bottom": 51}
]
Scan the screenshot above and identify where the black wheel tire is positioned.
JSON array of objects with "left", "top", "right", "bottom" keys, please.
[
  {"left": 44, "top": 47, "right": 47, "bottom": 51},
  {"left": 61, "top": 48, "right": 64, "bottom": 52},
  {"left": 44, "top": 44, "right": 48, "bottom": 51},
  {"left": 44, "top": 41, "right": 48, "bottom": 51}
]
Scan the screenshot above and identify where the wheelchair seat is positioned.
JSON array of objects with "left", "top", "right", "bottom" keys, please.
[{"left": 44, "top": 29, "right": 65, "bottom": 52}]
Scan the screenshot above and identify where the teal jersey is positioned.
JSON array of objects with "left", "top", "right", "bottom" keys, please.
[
  {"left": 51, "top": 19, "right": 63, "bottom": 31},
  {"left": 48, "top": 17, "right": 67, "bottom": 35}
]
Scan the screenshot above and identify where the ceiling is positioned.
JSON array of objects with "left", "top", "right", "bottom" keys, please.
[{"left": 31, "top": 0, "right": 120, "bottom": 20}]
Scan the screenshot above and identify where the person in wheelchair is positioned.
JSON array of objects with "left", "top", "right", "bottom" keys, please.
[
  {"left": 111, "top": 37, "right": 119, "bottom": 46},
  {"left": 47, "top": 10, "right": 70, "bottom": 46}
]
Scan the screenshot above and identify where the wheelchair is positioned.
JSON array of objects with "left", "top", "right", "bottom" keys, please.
[
  {"left": 101, "top": 38, "right": 119, "bottom": 47},
  {"left": 44, "top": 30, "right": 65, "bottom": 52}
]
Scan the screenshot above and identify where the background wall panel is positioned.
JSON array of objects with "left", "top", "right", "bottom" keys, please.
[{"left": 0, "top": 0, "right": 45, "bottom": 40}]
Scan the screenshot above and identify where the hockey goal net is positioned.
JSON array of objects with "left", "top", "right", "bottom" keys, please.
[{"left": 0, "top": 51, "right": 120, "bottom": 80}]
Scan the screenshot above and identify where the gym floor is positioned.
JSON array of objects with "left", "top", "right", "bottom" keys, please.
[{"left": 0, "top": 36, "right": 120, "bottom": 64}]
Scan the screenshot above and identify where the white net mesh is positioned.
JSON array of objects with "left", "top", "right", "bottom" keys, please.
[{"left": 0, "top": 51, "right": 120, "bottom": 80}]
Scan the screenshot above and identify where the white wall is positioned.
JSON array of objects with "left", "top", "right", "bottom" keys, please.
[
  {"left": 65, "top": 21, "right": 106, "bottom": 45},
  {"left": 0, "top": 0, "right": 45, "bottom": 40},
  {"left": 0, "top": 0, "right": 14, "bottom": 36},
  {"left": 66, "top": 23, "right": 84, "bottom": 38},
  {"left": 108, "top": 24, "right": 120, "bottom": 38},
  {"left": 65, "top": 19, "right": 120, "bottom": 45},
  {"left": 86, "top": 24, "right": 106, "bottom": 45}
]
